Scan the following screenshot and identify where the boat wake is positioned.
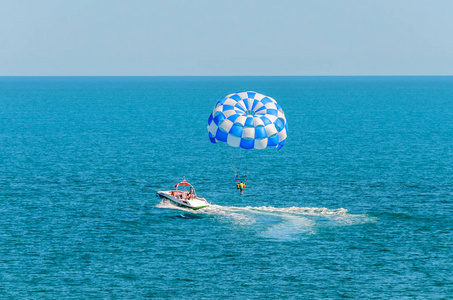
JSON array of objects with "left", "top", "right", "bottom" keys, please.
[{"left": 156, "top": 200, "right": 375, "bottom": 240}]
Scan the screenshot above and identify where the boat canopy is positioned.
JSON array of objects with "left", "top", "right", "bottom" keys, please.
[{"left": 174, "top": 181, "right": 192, "bottom": 188}]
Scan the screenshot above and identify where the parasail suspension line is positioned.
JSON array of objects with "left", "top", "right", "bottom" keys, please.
[{"left": 216, "top": 143, "right": 238, "bottom": 176}]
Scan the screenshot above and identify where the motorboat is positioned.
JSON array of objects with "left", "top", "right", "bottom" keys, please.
[{"left": 156, "top": 179, "right": 209, "bottom": 210}]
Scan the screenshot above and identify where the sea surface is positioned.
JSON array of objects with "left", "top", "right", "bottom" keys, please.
[{"left": 0, "top": 76, "right": 452, "bottom": 299}]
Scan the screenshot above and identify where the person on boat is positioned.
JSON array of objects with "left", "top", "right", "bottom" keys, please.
[{"left": 187, "top": 187, "right": 194, "bottom": 200}]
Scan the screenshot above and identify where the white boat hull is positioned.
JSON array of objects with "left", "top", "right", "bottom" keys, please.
[{"left": 157, "top": 190, "right": 209, "bottom": 210}]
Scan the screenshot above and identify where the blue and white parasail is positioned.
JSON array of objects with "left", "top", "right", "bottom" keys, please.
[{"left": 207, "top": 91, "right": 287, "bottom": 150}]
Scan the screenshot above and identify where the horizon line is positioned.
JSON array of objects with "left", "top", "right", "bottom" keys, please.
[{"left": 1, "top": 75, "right": 452, "bottom": 77}]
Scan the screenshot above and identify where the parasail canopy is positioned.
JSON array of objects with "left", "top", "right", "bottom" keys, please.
[{"left": 207, "top": 91, "right": 287, "bottom": 150}]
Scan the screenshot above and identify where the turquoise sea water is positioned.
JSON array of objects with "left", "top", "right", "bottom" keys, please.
[{"left": 1, "top": 77, "right": 452, "bottom": 298}]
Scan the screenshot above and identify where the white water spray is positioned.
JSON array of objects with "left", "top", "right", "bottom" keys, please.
[{"left": 156, "top": 200, "right": 375, "bottom": 240}]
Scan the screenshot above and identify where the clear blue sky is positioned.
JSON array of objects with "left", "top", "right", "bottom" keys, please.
[{"left": 1, "top": 0, "right": 452, "bottom": 76}]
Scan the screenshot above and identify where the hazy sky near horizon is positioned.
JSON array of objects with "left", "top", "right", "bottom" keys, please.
[{"left": 1, "top": 0, "right": 452, "bottom": 76}]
